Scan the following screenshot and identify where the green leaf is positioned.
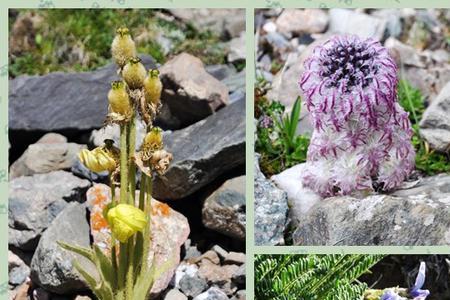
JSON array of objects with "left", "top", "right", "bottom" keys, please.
[
  {"left": 289, "top": 97, "right": 302, "bottom": 140},
  {"left": 57, "top": 241, "right": 94, "bottom": 263},
  {"left": 93, "top": 245, "right": 116, "bottom": 290}
]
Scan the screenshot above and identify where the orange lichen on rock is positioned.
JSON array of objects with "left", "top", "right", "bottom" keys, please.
[
  {"left": 92, "top": 211, "right": 109, "bottom": 231},
  {"left": 152, "top": 202, "right": 171, "bottom": 217},
  {"left": 93, "top": 185, "right": 109, "bottom": 207}
]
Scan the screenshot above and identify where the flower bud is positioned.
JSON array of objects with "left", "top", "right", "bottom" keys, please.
[
  {"left": 111, "top": 27, "right": 137, "bottom": 68},
  {"left": 143, "top": 127, "right": 163, "bottom": 151},
  {"left": 78, "top": 147, "right": 117, "bottom": 173},
  {"left": 108, "top": 81, "right": 132, "bottom": 116},
  {"left": 122, "top": 57, "right": 146, "bottom": 90},
  {"left": 143, "top": 69, "right": 162, "bottom": 106},
  {"left": 106, "top": 204, "right": 147, "bottom": 243}
]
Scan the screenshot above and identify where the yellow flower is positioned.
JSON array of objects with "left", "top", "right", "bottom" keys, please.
[
  {"left": 108, "top": 81, "right": 132, "bottom": 116},
  {"left": 122, "top": 57, "right": 146, "bottom": 90},
  {"left": 107, "top": 204, "right": 147, "bottom": 243},
  {"left": 143, "top": 69, "right": 162, "bottom": 106},
  {"left": 143, "top": 127, "right": 163, "bottom": 151},
  {"left": 78, "top": 147, "right": 116, "bottom": 173},
  {"left": 111, "top": 27, "right": 137, "bottom": 68}
]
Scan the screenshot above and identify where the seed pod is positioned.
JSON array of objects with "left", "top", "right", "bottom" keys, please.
[
  {"left": 149, "top": 149, "right": 173, "bottom": 175},
  {"left": 108, "top": 81, "right": 132, "bottom": 116},
  {"left": 143, "top": 127, "right": 163, "bottom": 151},
  {"left": 106, "top": 204, "right": 147, "bottom": 243},
  {"left": 122, "top": 57, "right": 146, "bottom": 89},
  {"left": 143, "top": 69, "right": 162, "bottom": 106},
  {"left": 111, "top": 27, "right": 137, "bottom": 68}
]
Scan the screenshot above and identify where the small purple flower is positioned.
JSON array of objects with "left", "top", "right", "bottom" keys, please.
[
  {"left": 259, "top": 115, "right": 274, "bottom": 129},
  {"left": 381, "top": 290, "right": 402, "bottom": 300},
  {"left": 409, "top": 262, "right": 430, "bottom": 299},
  {"left": 299, "top": 35, "right": 415, "bottom": 196}
]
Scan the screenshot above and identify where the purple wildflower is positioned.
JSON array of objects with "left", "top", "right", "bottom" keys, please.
[
  {"left": 381, "top": 290, "right": 402, "bottom": 300},
  {"left": 409, "top": 262, "right": 430, "bottom": 299},
  {"left": 299, "top": 35, "right": 415, "bottom": 196}
]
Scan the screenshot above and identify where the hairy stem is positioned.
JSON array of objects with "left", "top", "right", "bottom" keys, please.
[
  {"left": 109, "top": 174, "right": 118, "bottom": 290},
  {"left": 128, "top": 116, "right": 137, "bottom": 205},
  {"left": 141, "top": 176, "right": 153, "bottom": 276},
  {"left": 119, "top": 124, "right": 129, "bottom": 204}
]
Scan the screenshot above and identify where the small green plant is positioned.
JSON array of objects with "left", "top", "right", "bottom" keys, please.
[
  {"left": 255, "top": 79, "right": 310, "bottom": 176},
  {"left": 59, "top": 27, "right": 174, "bottom": 300},
  {"left": 255, "top": 254, "right": 385, "bottom": 300},
  {"left": 398, "top": 79, "right": 450, "bottom": 175}
]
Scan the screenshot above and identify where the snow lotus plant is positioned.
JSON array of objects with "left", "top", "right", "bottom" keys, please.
[
  {"left": 299, "top": 35, "right": 415, "bottom": 197},
  {"left": 58, "top": 27, "right": 173, "bottom": 300}
]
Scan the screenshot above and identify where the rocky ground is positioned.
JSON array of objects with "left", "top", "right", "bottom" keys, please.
[
  {"left": 254, "top": 8, "right": 450, "bottom": 246},
  {"left": 8, "top": 9, "right": 246, "bottom": 300}
]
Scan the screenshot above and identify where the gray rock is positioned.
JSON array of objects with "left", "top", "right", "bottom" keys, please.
[
  {"left": 153, "top": 99, "right": 245, "bottom": 200},
  {"left": 224, "top": 252, "right": 245, "bottom": 265},
  {"left": 231, "top": 290, "right": 246, "bottom": 300},
  {"left": 193, "top": 287, "right": 229, "bottom": 300},
  {"left": 8, "top": 250, "right": 30, "bottom": 286},
  {"left": 228, "top": 33, "right": 245, "bottom": 63},
  {"left": 206, "top": 64, "right": 237, "bottom": 81},
  {"left": 9, "top": 140, "right": 86, "bottom": 179},
  {"left": 165, "top": 289, "right": 188, "bottom": 300},
  {"left": 232, "top": 264, "right": 245, "bottom": 286},
  {"left": 229, "top": 90, "right": 245, "bottom": 104},
  {"left": 265, "top": 32, "right": 291, "bottom": 53},
  {"left": 420, "top": 81, "right": 450, "bottom": 152},
  {"left": 275, "top": 9, "right": 328, "bottom": 36},
  {"left": 179, "top": 274, "right": 208, "bottom": 298},
  {"left": 9, "top": 55, "right": 155, "bottom": 131},
  {"left": 202, "top": 176, "right": 246, "bottom": 240},
  {"left": 385, "top": 37, "right": 426, "bottom": 68},
  {"left": 212, "top": 245, "right": 228, "bottom": 261},
  {"left": 159, "top": 53, "right": 229, "bottom": 129},
  {"left": 70, "top": 159, "right": 109, "bottom": 183},
  {"left": 222, "top": 70, "right": 245, "bottom": 95},
  {"left": 183, "top": 240, "right": 202, "bottom": 260},
  {"left": 254, "top": 155, "right": 288, "bottom": 246},
  {"left": 372, "top": 9, "right": 402, "bottom": 39},
  {"left": 9, "top": 171, "right": 91, "bottom": 250},
  {"left": 328, "top": 9, "right": 387, "bottom": 41},
  {"left": 293, "top": 174, "right": 450, "bottom": 246},
  {"left": 30, "top": 202, "right": 95, "bottom": 294}
]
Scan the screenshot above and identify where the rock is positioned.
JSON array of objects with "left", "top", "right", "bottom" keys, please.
[
  {"left": 263, "top": 21, "right": 277, "bottom": 33},
  {"left": 9, "top": 55, "right": 156, "bottom": 131},
  {"left": 212, "top": 245, "right": 228, "bottom": 261},
  {"left": 85, "top": 184, "right": 190, "bottom": 296},
  {"left": 153, "top": 99, "right": 245, "bottom": 200},
  {"left": 70, "top": 159, "right": 109, "bottom": 183},
  {"left": 9, "top": 171, "right": 91, "bottom": 250},
  {"left": 179, "top": 274, "right": 208, "bottom": 298},
  {"left": 222, "top": 70, "right": 245, "bottom": 95},
  {"left": 198, "top": 260, "right": 239, "bottom": 286},
  {"left": 224, "top": 252, "right": 245, "bottom": 265},
  {"left": 193, "top": 250, "right": 221, "bottom": 265},
  {"left": 206, "top": 64, "right": 237, "bottom": 81},
  {"left": 35, "top": 132, "right": 68, "bottom": 144},
  {"left": 74, "top": 296, "right": 92, "bottom": 300},
  {"left": 183, "top": 239, "right": 202, "bottom": 260},
  {"left": 419, "top": 81, "right": 450, "bottom": 152},
  {"left": 228, "top": 33, "right": 245, "bottom": 63},
  {"left": 33, "top": 287, "right": 51, "bottom": 300},
  {"left": 8, "top": 250, "right": 30, "bottom": 286},
  {"left": 193, "top": 287, "right": 228, "bottom": 300},
  {"left": 232, "top": 265, "right": 245, "bottom": 286},
  {"left": 328, "top": 9, "right": 386, "bottom": 41},
  {"left": 385, "top": 37, "right": 426, "bottom": 68},
  {"left": 165, "top": 289, "right": 188, "bottom": 300},
  {"left": 229, "top": 89, "right": 245, "bottom": 104},
  {"left": 159, "top": 53, "right": 229, "bottom": 129},
  {"left": 9, "top": 140, "right": 86, "bottom": 179},
  {"left": 13, "top": 281, "right": 31, "bottom": 300},
  {"left": 264, "top": 32, "right": 291, "bottom": 53},
  {"left": 271, "top": 163, "right": 322, "bottom": 225},
  {"left": 89, "top": 119, "right": 148, "bottom": 148},
  {"left": 173, "top": 263, "right": 199, "bottom": 289},
  {"left": 293, "top": 174, "right": 450, "bottom": 245},
  {"left": 231, "top": 290, "right": 246, "bottom": 300},
  {"left": 276, "top": 9, "right": 328, "bottom": 36},
  {"left": 202, "top": 176, "right": 246, "bottom": 240},
  {"left": 169, "top": 9, "right": 245, "bottom": 38},
  {"left": 254, "top": 155, "right": 288, "bottom": 246},
  {"left": 371, "top": 9, "right": 402, "bottom": 39},
  {"left": 30, "top": 202, "right": 94, "bottom": 294}
]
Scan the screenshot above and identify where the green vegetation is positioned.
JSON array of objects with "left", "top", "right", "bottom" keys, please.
[
  {"left": 255, "top": 78, "right": 310, "bottom": 176},
  {"left": 9, "top": 9, "right": 227, "bottom": 77},
  {"left": 398, "top": 79, "right": 450, "bottom": 175},
  {"left": 255, "top": 254, "right": 385, "bottom": 300}
]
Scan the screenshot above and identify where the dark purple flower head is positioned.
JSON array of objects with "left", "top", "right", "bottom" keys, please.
[{"left": 298, "top": 35, "right": 415, "bottom": 196}]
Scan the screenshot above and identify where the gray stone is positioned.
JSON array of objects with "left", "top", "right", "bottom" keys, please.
[
  {"left": 265, "top": 32, "right": 291, "bottom": 53},
  {"left": 228, "top": 33, "right": 245, "bottom": 63},
  {"left": 224, "top": 252, "right": 245, "bottom": 265},
  {"left": 9, "top": 171, "right": 91, "bottom": 250},
  {"left": 372, "top": 9, "right": 402, "bottom": 39},
  {"left": 206, "top": 64, "right": 237, "bottom": 81},
  {"left": 202, "top": 176, "right": 246, "bottom": 240},
  {"left": 222, "top": 70, "right": 245, "bottom": 95},
  {"left": 179, "top": 274, "right": 208, "bottom": 298},
  {"left": 385, "top": 37, "right": 426, "bottom": 68},
  {"left": 30, "top": 202, "right": 95, "bottom": 294},
  {"left": 183, "top": 240, "right": 202, "bottom": 260},
  {"left": 229, "top": 90, "right": 245, "bottom": 104},
  {"left": 159, "top": 53, "right": 229, "bottom": 129},
  {"left": 9, "top": 55, "right": 156, "bottom": 131},
  {"left": 254, "top": 155, "right": 288, "bottom": 246},
  {"left": 293, "top": 174, "right": 450, "bottom": 246},
  {"left": 420, "top": 81, "right": 450, "bottom": 152},
  {"left": 232, "top": 264, "right": 245, "bottom": 286},
  {"left": 8, "top": 251, "right": 30, "bottom": 286},
  {"left": 328, "top": 9, "right": 387, "bottom": 41},
  {"left": 153, "top": 99, "right": 245, "bottom": 200},
  {"left": 231, "top": 290, "right": 246, "bottom": 300},
  {"left": 212, "top": 245, "right": 228, "bottom": 261},
  {"left": 275, "top": 9, "right": 328, "bottom": 36},
  {"left": 9, "top": 140, "right": 86, "bottom": 179},
  {"left": 165, "top": 289, "right": 188, "bottom": 300},
  {"left": 193, "top": 287, "right": 229, "bottom": 300}
]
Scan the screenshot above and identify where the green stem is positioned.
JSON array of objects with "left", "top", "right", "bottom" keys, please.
[
  {"left": 141, "top": 176, "right": 153, "bottom": 275},
  {"left": 109, "top": 174, "right": 118, "bottom": 290},
  {"left": 126, "top": 237, "right": 135, "bottom": 299},
  {"left": 120, "top": 124, "right": 129, "bottom": 204},
  {"left": 128, "top": 116, "right": 137, "bottom": 205},
  {"left": 132, "top": 175, "right": 146, "bottom": 280}
]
